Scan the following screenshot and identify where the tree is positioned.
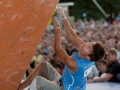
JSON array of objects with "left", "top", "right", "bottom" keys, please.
[{"left": 59, "top": 0, "right": 120, "bottom": 21}]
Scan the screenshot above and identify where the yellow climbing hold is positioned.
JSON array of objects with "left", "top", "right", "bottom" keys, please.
[{"left": 47, "top": 6, "right": 58, "bottom": 26}]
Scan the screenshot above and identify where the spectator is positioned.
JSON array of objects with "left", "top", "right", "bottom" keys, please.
[
  {"left": 111, "top": 13, "right": 115, "bottom": 24},
  {"left": 106, "top": 13, "right": 112, "bottom": 24},
  {"left": 76, "top": 19, "right": 85, "bottom": 31},
  {"left": 88, "top": 48, "right": 120, "bottom": 83},
  {"left": 94, "top": 59, "right": 107, "bottom": 79},
  {"left": 32, "top": 49, "right": 43, "bottom": 63},
  {"left": 53, "top": 62, "right": 64, "bottom": 75}
]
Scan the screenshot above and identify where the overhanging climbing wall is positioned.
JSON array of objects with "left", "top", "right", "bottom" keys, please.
[{"left": 0, "top": 0, "right": 59, "bottom": 90}]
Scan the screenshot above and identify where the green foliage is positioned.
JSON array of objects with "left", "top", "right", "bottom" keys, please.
[{"left": 59, "top": 0, "right": 120, "bottom": 21}]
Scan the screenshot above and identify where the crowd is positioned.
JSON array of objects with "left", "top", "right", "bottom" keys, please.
[{"left": 24, "top": 12, "right": 120, "bottom": 83}]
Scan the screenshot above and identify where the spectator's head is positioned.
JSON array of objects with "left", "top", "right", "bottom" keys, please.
[
  {"left": 53, "top": 62, "right": 64, "bottom": 74},
  {"left": 61, "top": 35, "right": 67, "bottom": 44},
  {"left": 62, "top": 43, "right": 67, "bottom": 50},
  {"left": 53, "top": 53, "right": 60, "bottom": 61},
  {"left": 34, "top": 49, "right": 40, "bottom": 56},
  {"left": 40, "top": 40, "right": 46, "bottom": 48},
  {"left": 105, "top": 40, "right": 113, "bottom": 51},
  {"left": 97, "top": 59, "right": 107, "bottom": 73},
  {"left": 42, "top": 52, "right": 49, "bottom": 61},
  {"left": 48, "top": 46, "right": 54, "bottom": 54},
  {"left": 106, "top": 48, "right": 117, "bottom": 64}
]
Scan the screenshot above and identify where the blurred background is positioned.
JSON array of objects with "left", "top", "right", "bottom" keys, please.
[{"left": 59, "top": 0, "right": 120, "bottom": 21}]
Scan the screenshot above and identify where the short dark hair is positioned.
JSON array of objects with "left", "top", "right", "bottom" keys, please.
[
  {"left": 97, "top": 59, "right": 107, "bottom": 65},
  {"left": 53, "top": 62, "right": 64, "bottom": 69},
  {"left": 108, "top": 48, "right": 117, "bottom": 56},
  {"left": 89, "top": 42, "right": 105, "bottom": 62}
]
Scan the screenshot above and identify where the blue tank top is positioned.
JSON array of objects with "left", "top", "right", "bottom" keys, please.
[{"left": 61, "top": 52, "right": 94, "bottom": 90}]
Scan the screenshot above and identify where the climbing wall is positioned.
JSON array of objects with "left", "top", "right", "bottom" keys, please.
[{"left": 0, "top": 0, "right": 59, "bottom": 89}]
